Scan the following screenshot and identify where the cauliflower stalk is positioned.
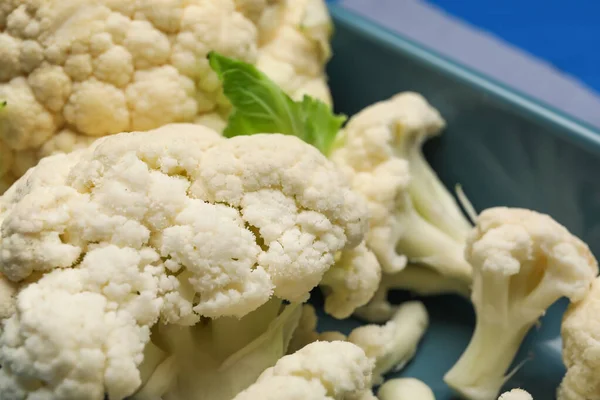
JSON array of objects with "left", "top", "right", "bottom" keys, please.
[
  {"left": 0, "top": 122, "right": 369, "bottom": 400},
  {"left": 134, "top": 299, "right": 302, "bottom": 400},
  {"left": 444, "top": 207, "right": 598, "bottom": 400},
  {"left": 0, "top": 0, "right": 334, "bottom": 191},
  {"left": 354, "top": 265, "right": 470, "bottom": 323},
  {"left": 558, "top": 276, "right": 600, "bottom": 400},
  {"left": 330, "top": 93, "right": 473, "bottom": 319}
]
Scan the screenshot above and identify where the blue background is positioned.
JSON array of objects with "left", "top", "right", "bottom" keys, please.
[{"left": 329, "top": 0, "right": 600, "bottom": 96}]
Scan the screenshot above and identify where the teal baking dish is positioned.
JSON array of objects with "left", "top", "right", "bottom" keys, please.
[{"left": 318, "top": 5, "right": 600, "bottom": 399}]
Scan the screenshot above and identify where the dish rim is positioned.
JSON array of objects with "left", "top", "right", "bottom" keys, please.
[{"left": 328, "top": 4, "right": 600, "bottom": 155}]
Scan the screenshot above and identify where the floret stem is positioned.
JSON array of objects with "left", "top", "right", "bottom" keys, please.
[
  {"left": 396, "top": 208, "right": 472, "bottom": 284},
  {"left": 383, "top": 265, "right": 471, "bottom": 298},
  {"left": 408, "top": 148, "right": 472, "bottom": 242},
  {"left": 443, "top": 319, "right": 531, "bottom": 400},
  {"left": 135, "top": 301, "right": 301, "bottom": 400},
  {"left": 212, "top": 298, "right": 282, "bottom": 358}
]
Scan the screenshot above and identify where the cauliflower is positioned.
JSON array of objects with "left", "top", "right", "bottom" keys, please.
[
  {"left": 348, "top": 301, "right": 428, "bottom": 385},
  {"left": 498, "top": 389, "right": 533, "bottom": 400},
  {"left": 0, "top": 123, "right": 369, "bottom": 400},
  {"left": 330, "top": 92, "right": 473, "bottom": 315},
  {"left": 377, "top": 378, "right": 435, "bottom": 400},
  {"left": 233, "top": 341, "right": 376, "bottom": 400},
  {"left": 444, "top": 207, "right": 599, "bottom": 400},
  {"left": 558, "top": 276, "right": 600, "bottom": 400},
  {"left": 0, "top": 0, "right": 333, "bottom": 191}
]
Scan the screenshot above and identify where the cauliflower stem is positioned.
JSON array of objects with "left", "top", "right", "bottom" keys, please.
[
  {"left": 405, "top": 144, "right": 471, "bottom": 243},
  {"left": 394, "top": 206, "right": 471, "bottom": 282},
  {"left": 354, "top": 265, "right": 469, "bottom": 324},
  {"left": 134, "top": 299, "right": 301, "bottom": 400},
  {"left": 443, "top": 315, "right": 531, "bottom": 400}
]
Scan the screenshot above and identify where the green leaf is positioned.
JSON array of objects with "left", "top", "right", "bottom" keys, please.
[
  {"left": 0, "top": 101, "right": 6, "bottom": 110},
  {"left": 208, "top": 52, "right": 345, "bottom": 155}
]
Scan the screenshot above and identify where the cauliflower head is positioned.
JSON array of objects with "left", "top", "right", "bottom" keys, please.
[
  {"left": 330, "top": 92, "right": 472, "bottom": 308},
  {"left": 233, "top": 341, "right": 376, "bottom": 400},
  {"left": 0, "top": 0, "right": 333, "bottom": 191},
  {"left": 0, "top": 123, "right": 368, "bottom": 400},
  {"left": 444, "top": 207, "right": 598, "bottom": 400},
  {"left": 558, "top": 276, "right": 600, "bottom": 400}
]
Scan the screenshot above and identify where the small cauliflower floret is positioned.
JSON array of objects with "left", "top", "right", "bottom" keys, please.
[
  {"left": 285, "top": 302, "right": 428, "bottom": 384},
  {"left": 256, "top": 0, "right": 333, "bottom": 105},
  {"left": 377, "top": 378, "right": 436, "bottom": 400},
  {"left": 39, "top": 129, "right": 97, "bottom": 158},
  {"left": 321, "top": 242, "right": 382, "bottom": 319},
  {"left": 444, "top": 207, "right": 598, "bottom": 400},
  {"left": 498, "top": 389, "right": 533, "bottom": 400},
  {"left": 558, "top": 276, "right": 600, "bottom": 400},
  {"left": 232, "top": 341, "right": 376, "bottom": 400},
  {"left": 348, "top": 301, "right": 428, "bottom": 385},
  {"left": 0, "top": 124, "right": 368, "bottom": 400},
  {"left": 0, "top": 0, "right": 333, "bottom": 191},
  {"left": 331, "top": 92, "right": 473, "bottom": 308}
]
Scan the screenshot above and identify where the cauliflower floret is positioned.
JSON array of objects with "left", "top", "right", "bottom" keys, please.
[
  {"left": 499, "top": 389, "right": 533, "bottom": 400},
  {"left": 0, "top": 124, "right": 368, "bottom": 400},
  {"left": 0, "top": 0, "right": 333, "bottom": 191},
  {"left": 233, "top": 341, "right": 376, "bottom": 400},
  {"left": 377, "top": 378, "right": 436, "bottom": 400},
  {"left": 330, "top": 92, "right": 472, "bottom": 312},
  {"left": 320, "top": 242, "right": 381, "bottom": 319},
  {"left": 256, "top": 0, "right": 332, "bottom": 105},
  {"left": 558, "top": 276, "right": 600, "bottom": 400},
  {"left": 348, "top": 301, "right": 428, "bottom": 385},
  {"left": 287, "top": 302, "right": 428, "bottom": 385},
  {"left": 444, "top": 207, "right": 598, "bottom": 400}
]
